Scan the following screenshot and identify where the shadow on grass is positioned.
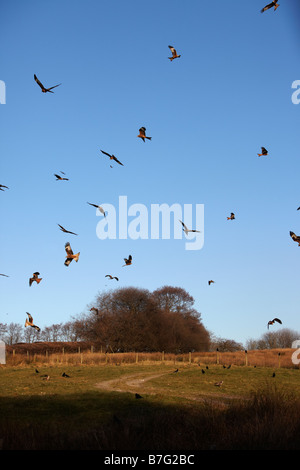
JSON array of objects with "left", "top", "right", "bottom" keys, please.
[{"left": 1, "top": 385, "right": 300, "bottom": 450}]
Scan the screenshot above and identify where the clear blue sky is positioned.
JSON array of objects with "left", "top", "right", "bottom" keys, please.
[{"left": 1, "top": 0, "right": 300, "bottom": 347}]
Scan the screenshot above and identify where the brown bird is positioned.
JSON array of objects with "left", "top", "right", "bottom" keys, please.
[
  {"left": 123, "top": 255, "right": 132, "bottom": 267},
  {"left": 58, "top": 224, "right": 78, "bottom": 236},
  {"left": 267, "top": 318, "right": 282, "bottom": 329},
  {"left": 261, "top": 1, "right": 279, "bottom": 13},
  {"left": 208, "top": 280, "right": 215, "bottom": 285},
  {"left": 64, "top": 242, "right": 80, "bottom": 266},
  {"left": 29, "top": 272, "right": 42, "bottom": 287},
  {"left": 54, "top": 173, "right": 69, "bottom": 181},
  {"left": 179, "top": 220, "right": 200, "bottom": 235},
  {"left": 257, "top": 147, "right": 268, "bottom": 157},
  {"left": 214, "top": 381, "right": 223, "bottom": 387},
  {"left": 25, "top": 312, "right": 41, "bottom": 332},
  {"left": 87, "top": 202, "right": 106, "bottom": 217},
  {"left": 0, "top": 184, "right": 9, "bottom": 191},
  {"left": 290, "top": 231, "right": 300, "bottom": 246},
  {"left": 100, "top": 150, "right": 124, "bottom": 166},
  {"left": 0, "top": 273, "right": 9, "bottom": 277},
  {"left": 227, "top": 212, "right": 235, "bottom": 220},
  {"left": 34, "top": 74, "right": 61, "bottom": 93},
  {"left": 168, "top": 45, "right": 181, "bottom": 61},
  {"left": 90, "top": 307, "right": 99, "bottom": 315},
  {"left": 137, "top": 127, "right": 151, "bottom": 142},
  {"left": 105, "top": 275, "right": 119, "bottom": 281}
]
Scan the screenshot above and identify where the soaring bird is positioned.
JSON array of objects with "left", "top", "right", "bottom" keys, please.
[
  {"left": 87, "top": 202, "right": 106, "bottom": 217},
  {"left": 267, "top": 318, "right": 282, "bottom": 329},
  {"left": 137, "top": 127, "right": 151, "bottom": 142},
  {"left": 64, "top": 242, "right": 80, "bottom": 266},
  {"left": 0, "top": 184, "right": 9, "bottom": 191},
  {"left": 297, "top": 207, "right": 300, "bottom": 211},
  {"left": 261, "top": 1, "right": 279, "bottom": 13},
  {"left": 25, "top": 312, "right": 41, "bottom": 332},
  {"left": 90, "top": 307, "right": 99, "bottom": 315},
  {"left": 34, "top": 74, "right": 61, "bottom": 93},
  {"left": 29, "top": 272, "right": 42, "bottom": 286},
  {"left": 105, "top": 275, "right": 119, "bottom": 281},
  {"left": 123, "top": 255, "right": 132, "bottom": 266},
  {"left": 168, "top": 45, "right": 181, "bottom": 61},
  {"left": 100, "top": 150, "right": 124, "bottom": 166},
  {"left": 227, "top": 213, "right": 235, "bottom": 220},
  {"left": 179, "top": 220, "right": 200, "bottom": 235},
  {"left": 208, "top": 280, "right": 215, "bottom": 285},
  {"left": 290, "top": 231, "right": 300, "bottom": 246},
  {"left": 58, "top": 224, "right": 78, "bottom": 236},
  {"left": 257, "top": 147, "right": 268, "bottom": 157},
  {"left": 54, "top": 173, "right": 69, "bottom": 181}
]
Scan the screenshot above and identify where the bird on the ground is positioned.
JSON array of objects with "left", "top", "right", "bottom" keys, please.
[
  {"left": 227, "top": 213, "right": 235, "bottom": 220},
  {"left": 261, "top": 1, "right": 279, "bottom": 13},
  {"left": 25, "top": 312, "right": 40, "bottom": 332},
  {"left": 123, "top": 255, "right": 132, "bottom": 267},
  {"left": 62, "top": 372, "right": 70, "bottom": 378},
  {"left": 34, "top": 74, "right": 61, "bottom": 93},
  {"left": 87, "top": 202, "right": 106, "bottom": 217},
  {"left": 201, "top": 369, "right": 205, "bottom": 374},
  {"left": 135, "top": 393, "right": 143, "bottom": 399},
  {"left": 0, "top": 184, "right": 9, "bottom": 191},
  {"left": 208, "top": 280, "right": 215, "bottom": 286},
  {"left": 137, "top": 127, "right": 151, "bottom": 142},
  {"left": 214, "top": 381, "right": 223, "bottom": 387},
  {"left": 64, "top": 242, "right": 80, "bottom": 266},
  {"left": 90, "top": 307, "right": 99, "bottom": 315},
  {"left": 35, "top": 369, "right": 39, "bottom": 374},
  {"left": 173, "top": 369, "right": 179, "bottom": 373},
  {"left": 290, "top": 231, "right": 300, "bottom": 246},
  {"left": 267, "top": 318, "right": 282, "bottom": 329},
  {"left": 257, "top": 147, "right": 268, "bottom": 157},
  {"left": 54, "top": 173, "right": 69, "bottom": 181},
  {"left": 272, "top": 372, "right": 276, "bottom": 377},
  {"left": 168, "top": 45, "right": 181, "bottom": 61},
  {"left": 58, "top": 224, "right": 78, "bottom": 236},
  {"left": 179, "top": 220, "right": 200, "bottom": 235},
  {"left": 29, "top": 272, "right": 42, "bottom": 286},
  {"left": 100, "top": 150, "right": 124, "bottom": 166},
  {"left": 105, "top": 275, "right": 119, "bottom": 281}
]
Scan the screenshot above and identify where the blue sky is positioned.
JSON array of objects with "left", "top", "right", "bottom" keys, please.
[{"left": 1, "top": 0, "right": 300, "bottom": 347}]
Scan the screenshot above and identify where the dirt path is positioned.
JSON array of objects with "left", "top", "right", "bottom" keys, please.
[{"left": 95, "top": 371, "right": 168, "bottom": 394}]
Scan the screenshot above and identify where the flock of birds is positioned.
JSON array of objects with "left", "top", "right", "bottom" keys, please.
[{"left": 0, "top": 0, "right": 293, "bottom": 342}]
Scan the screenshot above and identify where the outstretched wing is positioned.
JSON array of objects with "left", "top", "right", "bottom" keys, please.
[
  {"left": 34, "top": 74, "right": 45, "bottom": 90},
  {"left": 100, "top": 150, "right": 112, "bottom": 158},
  {"left": 112, "top": 155, "right": 124, "bottom": 166},
  {"left": 168, "top": 45, "right": 177, "bottom": 57}
]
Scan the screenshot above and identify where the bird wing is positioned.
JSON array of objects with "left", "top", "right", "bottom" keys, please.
[
  {"left": 273, "top": 318, "right": 282, "bottom": 324},
  {"left": 87, "top": 202, "right": 98, "bottom": 208},
  {"left": 26, "top": 312, "right": 33, "bottom": 322},
  {"left": 100, "top": 150, "right": 112, "bottom": 158},
  {"left": 139, "top": 127, "right": 146, "bottom": 136},
  {"left": 112, "top": 156, "right": 124, "bottom": 166},
  {"left": 47, "top": 83, "right": 61, "bottom": 91},
  {"left": 34, "top": 74, "right": 45, "bottom": 89},
  {"left": 168, "top": 45, "right": 176, "bottom": 56},
  {"left": 65, "top": 242, "right": 73, "bottom": 256},
  {"left": 179, "top": 220, "right": 188, "bottom": 231}
]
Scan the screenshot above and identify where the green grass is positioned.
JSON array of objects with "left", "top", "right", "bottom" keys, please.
[{"left": 1, "top": 362, "right": 300, "bottom": 450}]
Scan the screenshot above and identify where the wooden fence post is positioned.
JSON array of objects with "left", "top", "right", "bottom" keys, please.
[
  {"left": 216, "top": 349, "right": 219, "bottom": 365},
  {"left": 189, "top": 352, "right": 191, "bottom": 364},
  {"left": 245, "top": 349, "right": 248, "bottom": 366},
  {"left": 278, "top": 352, "right": 281, "bottom": 368},
  {"left": 136, "top": 352, "right": 138, "bottom": 363}
]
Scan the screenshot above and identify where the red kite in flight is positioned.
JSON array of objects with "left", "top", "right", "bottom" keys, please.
[
  {"left": 54, "top": 173, "right": 69, "bottom": 181},
  {"left": 100, "top": 150, "right": 124, "bottom": 166},
  {"left": 267, "top": 318, "right": 282, "bottom": 329},
  {"left": 64, "top": 242, "right": 80, "bottom": 266},
  {"left": 25, "top": 312, "right": 41, "bottom": 332},
  {"left": 227, "top": 213, "right": 235, "bottom": 220},
  {"left": 257, "top": 147, "right": 268, "bottom": 157},
  {"left": 0, "top": 184, "right": 9, "bottom": 191},
  {"left": 58, "top": 224, "right": 78, "bottom": 236},
  {"left": 29, "top": 272, "right": 42, "bottom": 286},
  {"left": 208, "top": 280, "right": 215, "bottom": 285},
  {"left": 168, "top": 45, "right": 181, "bottom": 61},
  {"left": 123, "top": 255, "right": 132, "bottom": 266},
  {"left": 179, "top": 220, "right": 200, "bottom": 235},
  {"left": 87, "top": 202, "right": 106, "bottom": 217},
  {"left": 34, "top": 74, "right": 61, "bottom": 93},
  {"left": 290, "top": 231, "right": 300, "bottom": 246},
  {"left": 137, "top": 127, "right": 151, "bottom": 142},
  {"left": 105, "top": 275, "right": 119, "bottom": 281},
  {"left": 261, "top": 1, "right": 279, "bottom": 13}
]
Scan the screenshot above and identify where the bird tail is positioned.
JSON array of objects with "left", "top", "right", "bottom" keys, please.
[
  {"left": 168, "top": 57, "right": 174, "bottom": 61},
  {"left": 145, "top": 136, "right": 152, "bottom": 140},
  {"left": 73, "top": 252, "right": 80, "bottom": 262},
  {"left": 36, "top": 278, "right": 42, "bottom": 284},
  {"left": 25, "top": 320, "right": 29, "bottom": 327}
]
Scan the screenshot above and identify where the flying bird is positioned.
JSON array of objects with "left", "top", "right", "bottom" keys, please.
[
  {"left": 34, "top": 74, "right": 61, "bottom": 93},
  {"left": 58, "top": 224, "right": 78, "bottom": 236},
  {"left": 261, "top": 1, "right": 279, "bottom": 13},
  {"left": 168, "top": 45, "right": 181, "bottom": 61},
  {"left": 290, "top": 231, "right": 300, "bottom": 246},
  {"left": 64, "top": 242, "right": 80, "bottom": 266},
  {"left": 90, "top": 307, "right": 99, "bottom": 315},
  {"left": 100, "top": 150, "right": 124, "bottom": 166},
  {"left": 54, "top": 173, "right": 69, "bottom": 181},
  {"left": 179, "top": 220, "right": 200, "bottom": 235},
  {"left": 123, "top": 255, "right": 132, "bottom": 267},
  {"left": 87, "top": 202, "right": 106, "bottom": 217},
  {"left": 25, "top": 312, "right": 40, "bottom": 332},
  {"left": 137, "top": 127, "right": 151, "bottom": 142},
  {"left": 257, "top": 147, "right": 268, "bottom": 157},
  {"left": 29, "top": 272, "right": 42, "bottom": 286},
  {"left": 227, "top": 213, "right": 235, "bottom": 220},
  {"left": 105, "top": 275, "right": 119, "bottom": 281},
  {"left": 0, "top": 273, "right": 9, "bottom": 277},
  {"left": 297, "top": 207, "right": 300, "bottom": 211},
  {"left": 208, "top": 280, "right": 215, "bottom": 285},
  {"left": 267, "top": 318, "right": 282, "bottom": 329},
  {"left": 0, "top": 184, "right": 9, "bottom": 191}
]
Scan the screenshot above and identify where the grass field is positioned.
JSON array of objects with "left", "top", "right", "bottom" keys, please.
[{"left": 1, "top": 358, "right": 300, "bottom": 450}]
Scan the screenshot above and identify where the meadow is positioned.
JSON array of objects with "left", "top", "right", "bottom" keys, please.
[{"left": 1, "top": 349, "right": 300, "bottom": 450}]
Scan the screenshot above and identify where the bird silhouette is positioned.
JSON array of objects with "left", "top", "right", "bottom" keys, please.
[
  {"left": 290, "top": 231, "right": 300, "bottom": 246},
  {"left": 208, "top": 280, "right": 215, "bottom": 285},
  {"left": 87, "top": 202, "right": 106, "bottom": 217},
  {"left": 135, "top": 393, "right": 143, "bottom": 399},
  {"left": 100, "top": 150, "right": 124, "bottom": 166},
  {"left": 90, "top": 307, "right": 99, "bottom": 315},
  {"left": 137, "top": 127, "right": 151, "bottom": 142},
  {"left": 64, "top": 242, "right": 80, "bottom": 266},
  {"left": 179, "top": 220, "right": 200, "bottom": 235},
  {"left": 105, "top": 275, "right": 119, "bottom": 281},
  {"left": 62, "top": 372, "right": 70, "bottom": 378},
  {"left": 227, "top": 213, "right": 235, "bottom": 220},
  {"left": 29, "top": 272, "right": 42, "bottom": 287},
  {"left": 168, "top": 45, "right": 181, "bottom": 61},
  {"left": 0, "top": 273, "right": 9, "bottom": 277},
  {"left": 34, "top": 74, "right": 61, "bottom": 93},
  {"left": 25, "top": 312, "right": 40, "bottom": 332},
  {"left": 257, "top": 147, "right": 268, "bottom": 157},
  {"left": 58, "top": 224, "right": 78, "bottom": 236},
  {"left": 267, "top": 318, "right": 282, "bottom": 329},
  {"left": 0, "top": 184, "right": 9, "bottom": 191},
  {"left": 261, "top": 1, "right": 279, "bottom": 13},
  {"left": 123, "top": 255, "right": 132, "bottom": 267},
  {"left": 54, "top": 173, "right": 69, "bottom": 181}
]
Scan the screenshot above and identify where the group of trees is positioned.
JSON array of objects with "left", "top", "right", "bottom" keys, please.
[{"left": 1, "top": 285, "right": 299, "bottom": 352}]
